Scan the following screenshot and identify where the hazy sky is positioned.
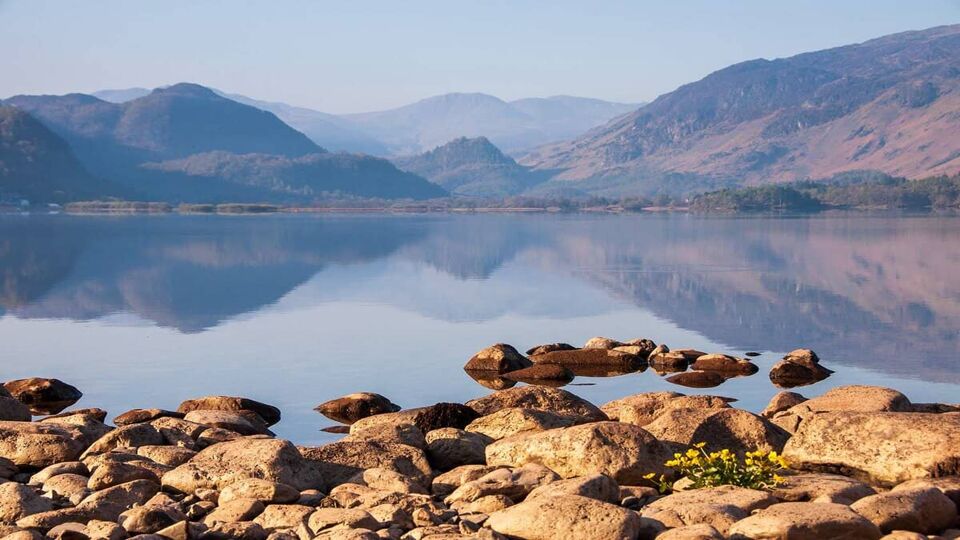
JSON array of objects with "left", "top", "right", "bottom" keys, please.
[{"left": 2, "top": 0, "right": 958, "bottom": 113}]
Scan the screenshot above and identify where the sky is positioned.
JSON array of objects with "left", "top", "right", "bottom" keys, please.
[{"left": 1, "top": 0, "right": 958, "bottom": 114}]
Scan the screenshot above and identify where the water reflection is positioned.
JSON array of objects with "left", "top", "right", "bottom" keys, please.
[{"left": 1, "top": 212, "right": 959, "bottom": 441}]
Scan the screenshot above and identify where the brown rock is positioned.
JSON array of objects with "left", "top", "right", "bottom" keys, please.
[
  {"left": 411, "top": 403, "right": 479, "bottom": 433},
  {"left": 29, "top": 462, "right": 87, "bottom": 485},
  {"left": 583, "top": 337, "right": 623, "bottom": 349},
  {"left": 0, "top": 421, "right": 85, "bottom": 467},
  {"left": 485, "top": 422, "right": 670, "bottom": 484},
  {"left": 119, "top": 505, "right": 185, "bottom": 534},
  {"left": 649, "top": 351, "right": 690, "bottom": 372},
  {"left": 525, "top": 474, "right": 619, "bottom": 504},
  {"left": 252, "top": 504, "right": 312, "bottom": 531},
  {"left": 204, "top": 498, "right": 265, "bottom": 526},
  {"left": 657, "top": 524, "right": 724, "bottom": 540},
  {"left": 768, "top": 349, "right": 834, "bottom": 388},
  {"left": 136, "top": 446, "right": 196, "bottom": 467},
  {"left": 772, "top": 473, "right": 877, "bottom": 504},
  {"left": 344, "top": 422, "right": 426, "bottom": 450},
  {"left": 2, "top": 379, "right": 82, "bottom": 415},
  {"left": 176, "top": 396, "right": 281, "bottom": 427},
  {"left": 529, "top": 348, "right": 645, "bottom": 373},
  {"left": 727, "top": 502, "right": 882, "bottom": 540},
  {"left": 347, "top": 467, "right": 428, "bottom": 495},
  {"left": 893, "top": 476, "right": 960, "bottom": 507},
  {"left": 162, "top": 439, "right": 322, "bottom": 493},
  {"left": 88, "top": 461, "right": 161, "bottom": 491},
  {"left": 525, "top": 343, "right": 575, "bottom": 356},
  {"left": 424, "top": 429, "right": 492, "bottom": 471},
  {"left": 307, "top": 508, "right": 378, "bottom": 534},
  {"left": 113, "top": 409, "right": 184, "bottom": 426},
  {"left": 219, "top": 479, "right": 300, "bottom": 505},
  {"left": 850, "top": 487, "right": 957, "bottom": 534},
  {"left": 665, "top": 371, "right": 726, "bottom": 388},
  {"left": 644, "top": 408, "right": 790, "bottom": 454},
  {"left": 0, "top": 483, "right": 54, "bottom": 523},
  {"left": 464, "top": 408, "right": 581, "bottom": 440},
  {"left": 641, "top": 486, "right": 777, "bottom": 534},
  {"left": 463, "top": 344, "right": 531, "bottom": 373},
  {"left": 465, "top": 386, "right": 607, "bottom": 422},
  {"left": 314, "top": 394, "right": 400, "bottom": 425},
  {"left": 42, "top": 473, "right": 90, "bottom": 505},
  {"left": 81, "top": 424, "right": 164, "bottom": 458},
  {"left": 0, "top": 398, "right": 31, "bottom": 422},
  {"left": 299, "top": 441, "right": 432, "bottom": 490},
  {"left": 431, "top": 465, "right": 505, "bottom": 499},
  {"left": 761, "top": 391, "right": 807, "bottom": 418},
  {"left": 445, "top": 464, "right": 559, "bottom": 504},
  {"left": 486, "top": 495, "right": 645, "bottom": 540},
  {"left": 183, "top": 410, "right": 273, "bottom": 436},
  {"left": 691, "top": 354, "right": 759, "bottom": 375},
  {"left": 601, "top": 392, "right": 733, "bottom": 426},
  {"left": 783, "top": 412, "right": 960, "bottom": 486},
  {"left": 501, "top": 365, "right": 574, "bottom": 386},
  {"left": 38, "top": 413, "right": 112, "bottom": 448}
]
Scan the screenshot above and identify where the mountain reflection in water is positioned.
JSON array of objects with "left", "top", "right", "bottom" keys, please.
[{"left": 1, "top": 213, "right": 958, "bottom": 443}]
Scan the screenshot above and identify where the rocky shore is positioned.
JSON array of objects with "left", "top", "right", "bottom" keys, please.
[{"left": 1, "top": 341, "right": 959, "bottom": 540}]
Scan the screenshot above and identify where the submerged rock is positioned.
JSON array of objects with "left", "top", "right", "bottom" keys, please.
[
  {"left": 768, "top": 348, "right": 833, "bottom": 388},
  {"left": 113, "top": 409, "right": 185, "bottom": 426},
  {"left": 176, "top": 396, "right": 281, "bottom": 426},
  {"left": 501, "top": 364, "right": 574, "bottom": 386},
  {"left": 3, "top": 378, "right": 82, "bottom": 415},
  {"left": 314, "top": 393, "right": 401, "bottom": 425},
  {"left": 525, "top": 343, "right": 576, "bottom": 356},
  {"left": 463, "top": 343, "right": 531, "bottom": 373},
  {"left": 666, "top": 371, "right": 726, "bottom": 388}
]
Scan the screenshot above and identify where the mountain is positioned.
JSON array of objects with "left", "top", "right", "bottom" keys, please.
[
  {"left": 0, "top": 106, "right": 116, "bottom": 202},
  {"left": 92, "top": 88, "right": 152, "bottom": 103},
  {"left": 523, "top": 24, "right": 960, "bottom": 196},
  {"left": 343, "top": 93, "right": 639, "bottom": 156},
  {"left": 143, "top": 151, "right": 446, "bottom": 201},
  {"left": 393, "top": 137, "right": 544, "bottom": 196},
  {"left": 6, "top": 84, "right": 442, "bottom": 201}
]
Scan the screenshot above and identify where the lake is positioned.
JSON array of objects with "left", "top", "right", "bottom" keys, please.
[{"left": 1, "top": 212, "right": 958, "bottom": 444}]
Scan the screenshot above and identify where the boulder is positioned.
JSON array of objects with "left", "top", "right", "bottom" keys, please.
[
  {"left": 204, "top": 521, "right": 267, "bottom": 540},
  {"left": 252, "top": 504, "right": 313, "bottom": 531},
  {"left": 0, "top": 483, "right": 54, "bottom": 523},
  {"left": 411, "top": 403, "right": 479, "bottom": 433},
  {"left": 463, "top": 344, "right": 531, "bottom": 373},
  {"left": 445, "top": 463, "right": 559, "bottom": 505},
  {"left": 486, "top": 494, "right": 645, "bottom": 540},
  {"left": 465, "top": 386, "right": 607, "bottom": 422},
  {"left": 643, "top": 408, "right": 790, "bottom": 454},
  {"left": 113, "top": 409, "right": 184, "bottom": 426},
  {"left": 465, "top": 408, "right": 581, "bottom": 440},
  {"left": 314, "top": 393, "right": 400, "bottom": 425},
  {"left": 768, "top": 349, "right": 833, "bottom": 388},
  {"left": 601, "top": 392, "right": 733, "bottom": 426},
  {"left": 344, "top": 422, "right": 426, "bottom": 450},
  {"left": 850, "top": 487, "right": 958, "bottom": 534},
  {"left": 182, "top": 410, "right": 273, "bottom": 436},
  {"left": 88, "top": 461, "right": 162, "bottom": 490},
  {"left": 463, "top": 371, "right": 517, "bottom": 391},
  {"left": 119, "top": 505, "right": 185, "bottom": 534},
  {"left": 162, "top": 439, "right": 323, "bottom": 493},
  {"left": 893, "top": 477, "right": 960, "bottom": 507},
  {"left": 641, "top": 486, "right": 777, "bottom": 534},
  {"left": 431, "top": 465, "right": 506, "bottom": 498},
  {"left": 583, "top": 337, "right": 623, "bottom": 349},
  {"left": 176, "top": 396, "right": 281, "bottom": 427},
  {"left": 307, "top": 508, "right": 379, "bottom": 534},
  {"left": 78, "top": 479, "right": 161, "bottom": 521},
  {"left": 772, "top": 473, "right": 877, "bottom": 504},
  {"left": 727, "top": 502, "right": 882, "bottom": 540},
  {"left": 691, "top": 354, "right": 758, "bottom": 375},
  {"left": 0, "top": 421, "right": 85, "bottom": 467},
  {"left": 657, "top": 524, "right": 724, "bottom": 540},
  {"left": 29, "top": 462, "right": 87, "bottom": 485},
  {"left": 38, "top": 413, "right": 112, "bottom": 447},
  {"left": 219, "top": 479, "right": 300, "bottom": 505},
  {"left": 525, "top": 343, "right": 576, "bottom": 356},
  {"left": 42, "top": 473, "right": 90, "bottom": 505},
  {"left": 649, "top": 351, "right": 690, "bottom": 372},
  {"left": 136, "top": 446, "right": 196, "bottom": 467},
  {"left": 665, "top": 371, "right": 726, "bottom": 388},
  {"left": 485, "top": 422, "right": 669, "bottom": 484},
  {"left": 347, "top": 467, "right": 428, "bottom": 495},
  {"left": 761, "top": 392, "right": 807, "bottom": 418},
  {"left": 81, "top": 424, "right": 164, "bottom": 458},
  {"left": 2, "top": 379, "right": 82, "bottom": 415},
  {"left": 782, "top": 412, "right": 960, "bottom": 486},
  {"left": 424, "top": 429, "right": 492, "bottom": 471},
  {"left": 525, "top": 474, "right": 619, "bottom": 504},
  {"left": 501, "top": 365, "right": 574, "bottom": 386},
  {"left": 0, "top": 398, "right": 31, "bottom": 422},
  {"left": 299, "top": 440, "right": 431, "bottom": 490},
  {"left": 203, "top": 498, "right": 265, "bottom": 526}
]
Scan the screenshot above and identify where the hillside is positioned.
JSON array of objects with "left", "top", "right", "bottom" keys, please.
[
  {"left": 0, "top": 106, "right": 116, "bottom": 202},
  {"left": 6, "top": 84, "right": 443, "bottom": 202},
  {"left": 142, "top": 151, "right": 447, "bottom": 201},
  {"left": 343, "top": 93, "right": 639, "bottom": 155},
  {"left": 393, "top": 137, "right": 544, "bottom": 196},
  {"left": 523, "top": 25, "right": 960, "bottom": 196}
]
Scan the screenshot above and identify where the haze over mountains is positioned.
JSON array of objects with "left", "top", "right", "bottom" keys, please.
[
  {"left": 523, "top": 24, "right": 960, "bottom": 196},
  {"left": 2, "top": 24, "right": 959, "bottom": 204}
]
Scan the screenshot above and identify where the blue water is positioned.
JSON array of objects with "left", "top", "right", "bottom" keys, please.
[{"left": 1, "top": 212, "right": 958, "bottom": 443}]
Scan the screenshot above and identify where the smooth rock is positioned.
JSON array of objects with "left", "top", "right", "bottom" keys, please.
[
  {"left": 88, "top": 461, "right": 161, "bottom": 491},
  {"left": 81, "top": 424, "right": 164, "bottom": 458},
  {"left": 601, "top": 392, "right": 733, "bottom": 426},
  {"left": 300, "top": 441, "right": 431, "bottom": 490},
  {"left": 768, "top": 349, "right": 833, "bottom": 388},
  {"left": 347, "top": 467, "right": 428, "bottom": 495},
  {"left": 761, "top": 392, "right": 807, "bottom": 419},
  {"left": 525, "top": 474, "right": 619, "bottom": 504},
  {"left": 136, "top": 446, "right": 196, "bottom": 468},
  {"left": 583, "top": 337, "right": 623, "bottom": 349},
  {"left": 314, "top": 394, "right": 401, "bottom": 425},
  {"left": 307, "top": 508, "right": 378, "bottom": 534},
  {"left": 772, "top": 473, "right": 877, "bottom": 504},
  {"left": 463, "top": 344, "right": 531, "bottom": 373},
  {"left": 119, "top": 505, "right": 185, "bottom": 534},
  {"left": 252, "top": 504, "right": 312, "bottom": 531},
  {"left": 642, "top": 486, "right": 777, "bottom": 534},
  {"left": 176, "top": 396, "right": 281, "bottom": 427},
  {"left": 424, "top": 429, "right": 491, "bottom": 471},
  {"left": 344, "top": 423, "right": 426, "bottom": 450},
  {"left": 727, "top": 502, "right": 882, "bottom": 540},
  {"left": 485, "top": 421, "right": 669, "bottom": 484},
  {"left": 464, "top": 408, "right": 581, "bottom": 440},
  {"left": 656, "top": 524, "right": 724, "bottom": 540},
  {"left": 465, "top": 386, "right": 607, "bottom": 422},
  {"left": 486, "top": 494, "right": 645, "bottom": 540},
  {"left": 0, "top": 483, "right": 54, "bottom": 523},
  {"left": 501, "top": 365, "right": 574, "bottom": 386},
  {"left": 113, "top": 409, "right": 184, "bottom": 426},
  {"left": 525, "top": 343, "right": 576, "bottom": 356},
  {"left": 782, "top": 411, "right": 960, "bottom": 486},
  {"left": 0, "top": 398, "right": 31, "bottom": 422},
  {"left": 219, "top": 479, "right": 300, "bottom": 505},
  {"left": 431, "top": 465, "right": 506, "bottom": 499},
  {"left": 850, "top": 487, "right": 957, "bottom": 534},
  {"left": 893, "top": 477, "right": 960, "bottom": 507},
  {"left": 445, "top": 464, "right": 559, "bottom": 504},
  {"left": 529, "top": 349, "right": 645, "bottom": 372},
  {"left": 2, "top": 379, "right": 82, "bottom": 415},
  {"left": 0, "top": 421, "right": 85, "bottom": 467},
  {"left": 691, "top": 354, "right": 759, "bottom": 375},
  {"left": 183, "top": 410, "right": 273, "bottom": 437},
  {"left": 162, "top": 439, "right": 323, "bottom": 493},
  {"left": 643, "top": 408, "right": 790, "bottom": 454},
  {"left": 665, "top": 371, "right": 726, "bottom": 389}
]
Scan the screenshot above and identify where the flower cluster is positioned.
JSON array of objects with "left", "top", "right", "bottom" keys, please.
[{"left": 645, "top": 442, "right": 788, "bottom": 493}]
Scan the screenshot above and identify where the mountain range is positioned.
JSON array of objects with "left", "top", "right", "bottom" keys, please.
[{"left": 522, "top": 24, "right": 960, "bottom": 196}]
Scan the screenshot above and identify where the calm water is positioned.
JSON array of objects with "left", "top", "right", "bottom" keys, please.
[{"left": 1, "top": 212, "right": 959, "bottom": 444}]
